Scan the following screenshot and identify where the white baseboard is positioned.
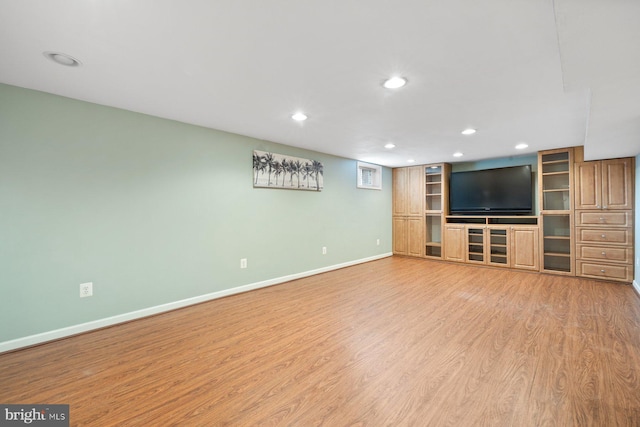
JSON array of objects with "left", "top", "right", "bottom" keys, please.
[
  {"left": 0, "top": 253, "right": 392, "bottom": 354},
  {"left": 633, "top": 280, "right": 640, "bottom": 297}
]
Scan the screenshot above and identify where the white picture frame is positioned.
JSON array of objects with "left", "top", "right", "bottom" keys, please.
[{"left": 253, "top": 150, "right": 324, "bottom": 191}]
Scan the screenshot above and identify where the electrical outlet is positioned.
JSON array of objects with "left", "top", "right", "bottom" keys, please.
[
  {"left": 80, "top": 282, "right": 93, "bottom": 298},
  {"left": 240, "top": 258, "right": 247, "bottom": 269},
  {"left": 322, "top": 246, "right": 327, "bottom": 255},
  {"left": 376, "top": 239, "right": 380, "bottom": 246}
]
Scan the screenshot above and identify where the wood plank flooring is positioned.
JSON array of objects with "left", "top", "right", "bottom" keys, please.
[{"left": 1, "top": 257, "right": 640, "bottom": 426}]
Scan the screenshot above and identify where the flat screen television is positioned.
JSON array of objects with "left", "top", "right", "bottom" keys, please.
[{"left": 449, "top": 165, "right": 533, "bottom": 215}]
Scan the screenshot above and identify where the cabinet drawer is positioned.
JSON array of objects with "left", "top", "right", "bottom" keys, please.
[
  {"left": 576, "top": 244, "right": 632, "bottom": 263},
  {"left": 576, "top": 228, "right": 631, "bottom": 245},
  {"left": 575, "top": 211, "right": 631, "bottom": 227},
  {"left": 576, "top": 261, "right": 632, "bottom": 282}
]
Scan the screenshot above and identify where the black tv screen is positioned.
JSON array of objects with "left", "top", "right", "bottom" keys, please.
[{"left": 449, "top": 165, "right": 532, "bottom": 215}]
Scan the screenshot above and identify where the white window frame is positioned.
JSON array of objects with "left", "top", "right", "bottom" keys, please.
[{"left": 357, "top": 161, "right": 382, "bottom": 190}]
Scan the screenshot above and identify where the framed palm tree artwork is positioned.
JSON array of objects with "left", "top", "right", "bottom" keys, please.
[{"left": 253, "top": 150, "right": 323, "bottom": 191}]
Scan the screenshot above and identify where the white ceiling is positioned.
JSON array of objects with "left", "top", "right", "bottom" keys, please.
[{"left": 1, "top": 0, "right": 638, "bottom": 167}]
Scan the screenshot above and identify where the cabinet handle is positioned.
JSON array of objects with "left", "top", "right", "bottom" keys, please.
[
  {"left": 597, "top": 205, "right": 601, "bottom": 208},
  {"left": 601, "top": 269, "right": 606, "bottom": 273},
  {"left": 599, "top": 217, "right": 605, "bottom": 221},
  {"left": 603, "top": 205, "right": 607, "bottom": 209},
  {"left": 601, "top": 252, "right": 606, "bottom": 256},
  {"left": 601, "top": 234, "right": 606, "bottom": 238}
]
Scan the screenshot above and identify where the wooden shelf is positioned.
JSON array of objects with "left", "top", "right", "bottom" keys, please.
[
  {"left": 446, "top": 216, "right": 538, "bottom": 225},
  {"left": 544, "top": 252, "right": 571, "bottom": 257}
]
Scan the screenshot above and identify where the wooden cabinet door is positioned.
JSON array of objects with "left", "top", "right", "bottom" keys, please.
[
  {"left": 511, "top": 227, "right": 539, "bottom": 271},
  {"left": 602, "top": 158, "right": 633, "bottom": 210},
  {"left": 466, "top": 227, "right": 486, "bottom": 264},
  {"left": 575, "top": 158, "right": 634, "bottom": 210},
  {"left": 393, "top": 166, "right": 426, "bottom": 216},
  {"left": 392, "top": 168, "right": 408, "bottom": 216},
  {"left": 407, "top": 166, "right": 425, "bottom": 215},
  {"left": 574, "top": 161, "right": 601, "bottom": 210},
  {"left": 443, "top": 225, "right": 465, "bottom": 262},
  {"left": 407, "top": 217, "right": 424, "bottom": 257},
  {"left": 392, "top": 217, "right": 408, "bottom": 255},
  {"left": 487, "top": 227, "right": 509, "bottom": 268},
  {"left": 393, "top": 216, "right": 424, "bottom": 257}
]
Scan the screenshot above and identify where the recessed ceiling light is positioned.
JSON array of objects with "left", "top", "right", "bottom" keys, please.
[
  {"left": 407, "top": 159, "right": 415, "bottom": 163},
  {"left": 453, "top": 152, "right": 463, "bottom": 157},
  {"left": 43, "top": 51, "right": 81, "bottom": 67},
  {"left": 291, "top": 112, "right": 308, "bottom": 121},
  {"left": 383, "top": 76, "right": 407, "bottom": 89},
  {"left": 515, "top": 142, "right": 529, "bottom": 150},
  {"left": 461, "top": 128, "right": 476, "bottom": 135},
  {"left": 384, "top": 143, "right": 396, "bottom": 149}
]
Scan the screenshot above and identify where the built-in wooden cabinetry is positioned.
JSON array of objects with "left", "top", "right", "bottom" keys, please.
[
  {"left": 574, "top": 156, "right": 634, "bottom": 282},
  {"left": 443, "top": 224, "right": 465, "bottom": 262},
  {"left": 425, "top": 164, "right": 450, "bottom": 258},
  {"left": 443, "top": 218, "right": 539, "bottom": 271},
  {"left": 511, "top": 226, "right": 541, "bottom": 270},
  {"left": 575, "top": 158, "right": 634, "bottom": 210},
  {"left": 392, "top": 216, "right": 424, "bottom": 257},
  {"left": 392, "top": 146, "right": 634, "bottom": 283},
  {"left": 538, "top": 148, "right": 574, "bottom": 275},
  {"left": 392, "top": 167, "right": 425, "bottom": 257},
  {"left": 393, "top": 164, "right": 449, "bottom": 258},
  {"left": 393, "top": 167, "right": 425, "bottom": 216}
]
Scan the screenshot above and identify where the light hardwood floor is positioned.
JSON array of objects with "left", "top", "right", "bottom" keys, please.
[{"left": 1, "top": 257, "right": 640, "bottom": 426}]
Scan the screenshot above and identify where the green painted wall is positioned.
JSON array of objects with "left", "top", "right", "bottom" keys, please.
[
  {"left": 0, "top": 84, "right": 392, "bottom": 343},
  {"left": 450, "top": 155, "right": 538, "bottom": 173}
]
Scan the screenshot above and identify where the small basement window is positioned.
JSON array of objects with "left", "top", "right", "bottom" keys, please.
[{"left": 357, "top": 162, "right": 382, "bottom": 190}]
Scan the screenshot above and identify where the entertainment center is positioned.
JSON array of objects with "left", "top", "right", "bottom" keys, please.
[
  {"left": 449, "top": 165, "right": 533, "bottom": 215},
  {"left": 392, "top": 146, "right": 635, "bottom": 282}
]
